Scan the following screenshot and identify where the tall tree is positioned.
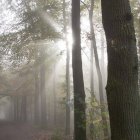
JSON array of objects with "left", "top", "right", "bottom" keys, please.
[
  {"left": 89, "top": 0, "right": 109, "bottom": 138},
  {"left": 40, "top": 47, "right": 47, "bottom": 127},
  {"left": 72, "top": 0, "right": 86, "bottom": 140},
  {"left": 13, "top": 96, "right": 19, "bottom": 121},
  {"left": 101, "top": 0, "right": 140, "bottom": 139},
  {"left": 53, "top": 65, "right": 56, "bottom": 125},
  {"left": 21, "top": 95, "right": 27, "bottom": 121},
  {"left": 34, "top": 51, "right": 40, "bottom": 123},
  {"left": 100, "top": 31, "right": 106, "bottom": 93},
  {"left": 89, "top": 1, "right": 94, "bottom": 97},
  {"left": 89, "top": 2, "right": 95, "bottom": 138},
  {"left": 63, "top": 0, "right": 71, "bottom": 136}
]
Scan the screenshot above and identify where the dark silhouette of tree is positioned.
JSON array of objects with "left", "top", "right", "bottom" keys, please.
[
  {"left": 101, "top": 0, "right": 140, "bottom": 139},
  {"left": 72, "top": 0, "right": 86, "bottom": 140}
]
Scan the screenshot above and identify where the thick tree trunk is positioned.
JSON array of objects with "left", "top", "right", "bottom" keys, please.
[
  {"left": 63, "top": 0, "right": 71, "bottom": 136},
  {"left": 89, "top": 0, "right": 109, "bottom": 138},
  {"left": 101, "top": 0, "right": 140, "bottom": 139},
  {"left": 72, "top": 0, "right": 86, "bottom": 140}
]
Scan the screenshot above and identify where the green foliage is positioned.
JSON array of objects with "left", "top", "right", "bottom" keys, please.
[
  {"left": 0, "top": 0, "right": 63, "bottom": 70},
  {"left": 51, "top": 129, "right": 63, "bottom": 140},
  {"left": 86, "top": 95, "right": 109, "bottom": 140}
]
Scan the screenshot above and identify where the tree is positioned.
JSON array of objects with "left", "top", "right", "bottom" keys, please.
[
  {"left": 72, "top": 0, "right": 86, "bottom": 140},
  {"left": 101, "top": 0, "right": 140, "bottom": 139},
  {"left": 88, "top": 0, "right": 109, "bottom": 138},
  {"left": 34, "top": 48, "right": 40, "bottom": 123},
  {"left": 40, "top": 47, "right": 47, "bottom": 127},
  {"left": 53, "top": 65, "right": 56, "bottom": 125},
  {"left": 89, "top": 1, "right": 95, "bottom": 138},
  {"left": 63, "top": 0, "right": 71, "bottom": 136},
  {"left": 21, "top": 95, "right": 27, "bottom": 121}
]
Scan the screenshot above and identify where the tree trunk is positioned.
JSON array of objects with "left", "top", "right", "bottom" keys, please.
[
  {"left": 72, "top": 0, "right": 86, "bottom": 140},
  {"left": 89, "top": 1, "right": 95, "bottom": 140},
  {"left": 90, "top": 13, "right": 94, "bottom": 97},
  {"left": 34, "top": 50, "right": 40, "bottom": 123},
  {"left": 100, "top": 31, "right": 106, "bottom": 95},
  {"left": 138, "top": 37, "right": 140, "bottom": 94},
  {"left": 21, "top": 95, "right": 27, "bottom": 122},
  {"left": 101, "top": 0, "right": 140, "bottom": 139},
  {"left": 40, "top": 48, "right": 47, "bottom": 127},
  {"left": 89, "top": 0, "right": 109, "bottom": 138},
  {"left": 14, "top": 96, "right": 19, "bottom": 121},
  {"left": 63, "top": 0, "right": 71, "bottom": 136},
  {"left": 137, "top": 9, "right": 140, "bottom": 94},
  {"left": 53, "top": 65, "right": 56, "bottom": 125}
]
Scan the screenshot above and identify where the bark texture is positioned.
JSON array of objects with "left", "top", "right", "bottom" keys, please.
[
  {"left": 72, "top": 0, "right": 86, "bottom": 140},
  {"left": 101, "top": 0, "right": 140, "bottom": 139}
]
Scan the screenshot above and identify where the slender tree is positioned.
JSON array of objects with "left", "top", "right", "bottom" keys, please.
[
  {"left": 53, "top": 65, "right": 56, "bottom": 125},
  {"left": 40, "top": 47, "right": 47, "bottom": 126},
  {"left": 72, "top": 0, "right": 86, "bottom": 140},
  {"left": 34, "top": 56, "right": 40, "bottom": 123},
  {"left": 100, "top": 31, "right": 106, "bottom": 94},
  {"left": 89, "top": 1, "right": 94, "bottom": 97},
  {"left": 63, "top": 0, "right": 71, "bottom": 136},
  {"left": 13, "top": 96, "right": 18, "bottom": 121},
  {"left": 89, "top": 0, "right": 109, "bottom": 138},
  {"left": 89, "top": 3, "right": 95, "bottom": 138},
  {"left": 101, "top": 0, "right": 140, "bottom": 139},
  {"left": 21, "top": 95, "right": 27, "bottom": 121}
]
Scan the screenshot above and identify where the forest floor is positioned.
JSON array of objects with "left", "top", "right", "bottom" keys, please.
[{"left": 0, "top": 121, "right": 52, "bottom": 140}]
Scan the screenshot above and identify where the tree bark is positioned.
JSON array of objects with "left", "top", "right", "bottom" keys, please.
[
  {"left": 101, "top": 0, "right": 140, "bottom": 139},
  {"left": 72, "top": 0, "right": 86, "bottom": 140}
]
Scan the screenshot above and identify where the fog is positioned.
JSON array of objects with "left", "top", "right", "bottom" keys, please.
[
  {"left": 0, "top": 0, "right": 108, "bottom": 139},
  {"left": 0, "top": 0, "right": 139, "bottom": 140}
]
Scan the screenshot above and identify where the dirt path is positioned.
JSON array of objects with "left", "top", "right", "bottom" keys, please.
[{"left": 0, "top": 121, "right": 38, "bottom": 140}]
